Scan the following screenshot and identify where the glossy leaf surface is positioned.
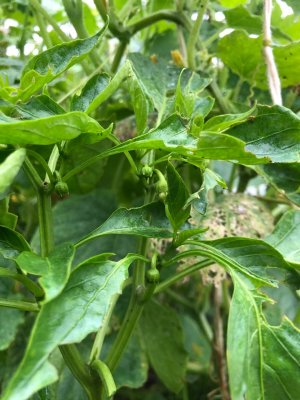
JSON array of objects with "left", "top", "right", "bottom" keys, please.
[
  {"left": 0, "top": 112, "right": 103, "bottom": 145},
  {"left": 227, "top": 271, "right": 300, "bottom": 400},
  {"left": 266, "top": 210, "right": 300, "bottom": 265},
  {"left": 228, "top": 105, "right": 300, "bottom": 162},
  {"left": 2, "top": 254, "right": 139, "bottom": 400},
  {"left": 16, "top": 243, "right": 75, "bottom": 303},
  {"left": 19, "top": 27, "right": 107, "bottom": 100},
  {"left": 78, "top": 202, "right": 173, "bottom": 246},
  {"left": 166, "top": 162, "right": 190, "bottom": 231},
  {"left": 71, "top": 73, "right": 110, "bottom": 112},
  {"left": 0, "top": 149, "right": 26, "bottom": 196}
]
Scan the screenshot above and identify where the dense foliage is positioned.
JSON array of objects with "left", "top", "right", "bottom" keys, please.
[{"left": 0, "top": 0, "right": 300, "bottom": 399}]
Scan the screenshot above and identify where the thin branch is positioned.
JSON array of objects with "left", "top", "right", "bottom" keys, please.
[{"left": 263, "top": 0, "right": 282, "bottom": 105}]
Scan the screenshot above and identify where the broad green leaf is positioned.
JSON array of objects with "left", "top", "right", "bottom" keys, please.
[
  {"left": 175, "top": 69, "right": 211, "bottom": 119},
  {"left": 71, "top": 73, "right": 110, "bottom": 112},
  {"left": 0, "top": 307, "right": 24, "bottom": 351},
  {"left": 227, "top": 271, "right": 300, "bottom": 400},
  {"left": 266, "top": 210, "right": 300, "bottom": 265},
  {"left": 166, "top": 162, "right": 190, "bottom": 231},
  {"left": 257, "top": 163, "right": 300, "bottom": 206},
  {"left": 32, "top": 189, "right": 136, "bottom": 264},
  {"left": 218, "top": 30, "right": 300, "bottom": 89},
  {"left": 0, "top": 111, "right": 103, "bottom": 145},
  {"left": 224, "top": 6, "right": 289, "bottom": 39},
  {"left": 227, "top": 105, "right": 300, "bottom": 162},
  {"left": 139, "top": 301, "right": 188, "bottom": 393},
  {"left": 0, "top": 198, "right": 17, "bottom": 231},
  {"left": 2, "top": 254, "right": 139, "bottom": 400},
  {"left": 71, "top": 112, "right": 267, "bottom": 164},
  {"left": 179, "top": 314, "right": 211, "bottom": 370},
  {"left": 77, "top": 202, "right": 173, "bottom": 247},
  {"left": 186, "top": 168, "right": 227, "bottom": 215},
  {"left": 193, "top": 237, "right": 291, "bottom": 287},
  {"left": 15, "top": 95, "right": 65, "bottom": 119},
  {"left": 16, "top": 243, "right": 75, "bottom": 303},
  {"left": 196, "top": 131, "right": 267, "bottom": 163},
  {"left": 0, "top": 149, "right": 26, "bottom": 196},
  {"left": 102, "top": 332, "right": 149, "bottom": 389},
  {"left": 0, "top": 225, "right": 31, "bottom": 260},
  {"left": 224, "top": 6, "right": 262, "bottom": 34},
  {"left": 127, "top": 53, "right": 180, "bottom": 112},
  {"left": 203, "top": 106, "right": 255, "bottom": 132},
  {"left": 19, "top": 27, "right": 107, "bottom": 100}
]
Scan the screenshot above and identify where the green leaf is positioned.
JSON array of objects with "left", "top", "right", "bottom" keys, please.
[
  {"left": 219, "top": 0, "right": 247, "bottom": 7},
  {"left": 2, "top": 254, "right": 139, "bottom": 400},
  {"left": 77, "top": 202, "right": 173, "bottom": 247},
  {"left": 218, "top": 30, "right": 300, "bottom": 89},
  {"left": 266, "top": 210, "right": 300, "bottom": 265},
  {"left": 227, "top": 271, "right": 300, "bottom": 400},
  {"left": 193, "top": 238, "right": 291, "bottom": 287},
  {"left": 186, "top": 168, "right": 227, "bottom": 215},
  {"left": 19, "top": 27, "right": 107, "bottom": 101},
  {"left": 0, "top": 307, "right": 24, "bottom": 351},
  {"left": 0, "top": 112, "right": 104, "bottom": 145},
  {"left": 71, "top": 73, "right": 110, "bottom": 112},
  {"left": 127, "top": 53, "right": 179, "bottom": 112},
  {"left": 0, "top": 198, "right": 18, "bottom": 229},
  {"left": 0, "top": 149, "right": 26, "bottom": 196},
  {"left": 16, "top": 243, "right": 75, "bottom": 303},
  {"left": 257, "top": 163, "right": 300, "bottom": 206},
  {"left": 224, "top": 6, "right": 262, "bottom": 34},
  {"left": 224, "top": 5, "right": 289, "bottom": 39},
  {"left": 203, "top": 106, "right": 255, "bottom": 132},
  {"left": 139, "top": 301, "right": 188, "bottom": 393},
  {"left": 102, "top": 332, "right": 149, "bottom": 389},
  {"left": 166, "top": 162, "right": 190, "bottom": 231},
  {"left": 227, "top": 105, "right": 300, "bottom": 162},
  {"left": 175, "top": 69, "right": 211, "bottom": 119},
  {"left": 0, "top": 225, "right": 31, "bottom": 260},
  {"left": 15, "top": 95, "right": 65, "bottom": 119},
  {"left": 179, "top": 314, "right": 211, "bottom": 370}
]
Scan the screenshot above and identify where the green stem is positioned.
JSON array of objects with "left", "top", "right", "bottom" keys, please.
[
  {"left": 26, "top": 150, "right": 55, "bottom": 184},
  {"left": 208, "top": 81, "right": 232, "bottom": 114},
  {"left": 155, "top": 259, "right": 212, "bottom": 293},
  {"left": 37, "top": 185, "right": 54, "bottom": 258},
  {"left": 187, "top": 0, "right": 208, "bottom": 69},
  {"left": 34, "top": 9, "right": 52, "bottom": 48},
  {"left": 62, "top": 0, "right": 100, "bottom": 66},
  {"left": 0, "top": 298, "right": 39, "bottom": 312},
  {"left": 105, "top": 191, "right": 153, "bottom": 373},
  {"left": 0, "top": 267, "right": 44, "bottom": 298},
  {"left": 130, "top": 10, "right": 190, "bottom": 34},
  {"left": 60, "top": 345, "right": 100, "bottom": 400},
  {"left": 29, "top": 0, "right": 69, "bottom": 42},
  {"left": 91, "top": 360, "right": 116, "bottom": 399},
  {"left": 111, "top": 40, "right": 128, "bottom": 73},
  {"left": 89, "top": 294, "right": 119, "bottom": 363}
]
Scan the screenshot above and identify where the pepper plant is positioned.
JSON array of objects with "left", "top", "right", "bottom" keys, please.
[{"left": 0, "top": 0, "right": 300, "bottom": 399}]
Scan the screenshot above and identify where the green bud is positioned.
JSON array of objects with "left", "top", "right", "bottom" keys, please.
[
  {"left": 146, "top": 268, "right": 160, "bottom": 284},
  {"left": 55, "top": 181, "right": 69, "bottom": 197},
  {"left": 141, "top": 165, "right": 153, "bottom": 178}
]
